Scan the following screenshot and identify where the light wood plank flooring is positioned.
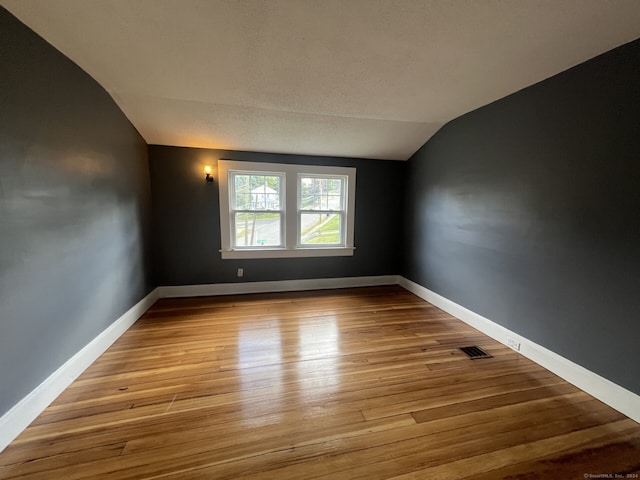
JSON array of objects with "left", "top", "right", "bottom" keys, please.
[{"left": 1, "top": 286, "right": 638, "bottom": 479}]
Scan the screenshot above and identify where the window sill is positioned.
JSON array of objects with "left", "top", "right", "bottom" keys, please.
[{"left": 220, "top": 247, "right": 355, "bottom": 259}]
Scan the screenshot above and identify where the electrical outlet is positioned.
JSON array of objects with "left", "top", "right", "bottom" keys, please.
[
  {"left": 506, "top": 336, "right": 521, "bottom": 351},
  {"left": 237, "top": 268, "right": 243, "bottom": 278}
]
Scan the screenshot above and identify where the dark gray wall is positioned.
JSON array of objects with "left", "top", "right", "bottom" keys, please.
[
  {"left": 149, "top": 146, "right": 404, "bottom": 285},
  {"left": 0, "top": 8, "right": 154, "bottom": 416},
  {"left": 403, "top": 39, "right": 640, "bottom": 394}
]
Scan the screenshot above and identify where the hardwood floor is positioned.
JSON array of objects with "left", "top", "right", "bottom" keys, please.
[{"left": 1, "top": 286, "right": 638, "bottom": 479}]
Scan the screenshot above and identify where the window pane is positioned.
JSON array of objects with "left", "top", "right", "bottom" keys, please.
[
  {"left": 234, "top": 212, "right": 282, "bottom": 247},
  {"left": 328, "top": 178, "right": 342, "bottom": 194},
  {"left": 234, "top": 174, "right": 281, "bottom": 210},
  {"left": 299, "top": 177, "right": 343, "bottom": 211},
  {"left": 300, "top": 213, "right": 342, "bottom": 245},
  {"left": 234, "top": 193, "right": 251, "bottom": 210}
]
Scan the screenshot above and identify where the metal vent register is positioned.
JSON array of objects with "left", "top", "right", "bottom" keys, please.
[{"left": 459, "top": 346, "right": 493, "bottom": 359}]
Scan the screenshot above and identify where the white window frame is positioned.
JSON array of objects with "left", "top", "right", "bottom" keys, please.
[{"left": 218, "top": 160, "right": 356, "bottom": 259}]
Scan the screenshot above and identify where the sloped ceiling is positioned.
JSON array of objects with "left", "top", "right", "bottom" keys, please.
[{"left": 3, "top": 0, "right": 640, "bottom": 160}]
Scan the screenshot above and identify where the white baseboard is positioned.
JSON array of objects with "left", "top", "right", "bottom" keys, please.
[
  {"left": 398, "top": 276, "right": 640, "bottom": 424},
  {"left": 157, "top": 275, "right": 400, "bottom": 298},
  {"left": 0, "top": 289, "right": 160, "bottom": 453}
]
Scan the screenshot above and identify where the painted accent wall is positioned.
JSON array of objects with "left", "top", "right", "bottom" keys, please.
[
  {"left": 0, "top": 8, "right": 154, "bottom": 416},
  {"left": 149, "top": 145, "right": 404, "bottom": 285},
  {"left": 403, "top": 39, "right": 640, "bottom": 395}
]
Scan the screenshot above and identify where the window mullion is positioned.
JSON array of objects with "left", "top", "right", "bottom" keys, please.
[{"left": 285, "top": 172, "right": 297, "bottom": 249}]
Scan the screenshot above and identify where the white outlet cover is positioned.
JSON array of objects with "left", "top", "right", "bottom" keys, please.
[{"left": 507, "top": 337, "right": 521, "bottom": 351}]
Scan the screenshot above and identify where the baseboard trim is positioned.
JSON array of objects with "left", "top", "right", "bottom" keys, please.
[
  {"left": 0, "top": 289, "right": 160, "bottom": 453},
  {"left": 157, "top": 275, "right": 400, "bottom": 298},
  {"left": 398, "top": 276, "right": 640, "bottom": 424}
]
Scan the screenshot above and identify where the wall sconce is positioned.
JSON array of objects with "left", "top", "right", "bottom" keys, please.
[{"left": 204, "top": 166, "right": 214, "bottom": 183}]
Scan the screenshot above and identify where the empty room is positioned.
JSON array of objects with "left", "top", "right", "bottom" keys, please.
[{"left": 1, "top": 1, "right": 639, "bottom": 478}]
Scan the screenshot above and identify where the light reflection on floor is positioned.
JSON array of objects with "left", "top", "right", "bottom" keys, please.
[
  {"left": 238, "top": 320, "right": 284, "bottom": 426},
  {"left": 237, "top": 314, "right": 341, "bottom": 427},
  {"left": 297, "top": 315, "right": 340, "bottom": 393}
]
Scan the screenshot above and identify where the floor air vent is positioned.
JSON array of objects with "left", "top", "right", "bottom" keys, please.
[{"left": 459, "top": 346, "right": 492, "bottom": 359}]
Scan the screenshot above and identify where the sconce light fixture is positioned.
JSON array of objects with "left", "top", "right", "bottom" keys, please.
[{"left": 204, "top": 166, "right": 214, "bottom": 183}]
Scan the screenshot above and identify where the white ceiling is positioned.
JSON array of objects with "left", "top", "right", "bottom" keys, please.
[{"left": 3, "top": 0, "right": 640, "bottom": 160}]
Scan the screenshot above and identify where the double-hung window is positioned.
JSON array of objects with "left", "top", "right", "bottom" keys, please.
[
  {"left": 298, "top": 175, "right": 346, "bottom": 247},
  {"left": 230, "top": 171, "right": 284, "bottom": 248},
  {"left": 218, "top": 160, "right": 356, "bottom": 259}
]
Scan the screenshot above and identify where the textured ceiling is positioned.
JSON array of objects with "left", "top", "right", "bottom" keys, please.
[{"left": 3, "top": 0, "right": 640, "bottom": 160}]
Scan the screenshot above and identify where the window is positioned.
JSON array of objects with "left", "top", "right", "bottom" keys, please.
[
  {"left": 231, "top": 172, "right": 284, "bottom": 247},
  {"left": 298, "top": 175, "right": 346, "bottom": 247},
  {"left": 218, "top": 160, "right": 356, "bottom": 259}
]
